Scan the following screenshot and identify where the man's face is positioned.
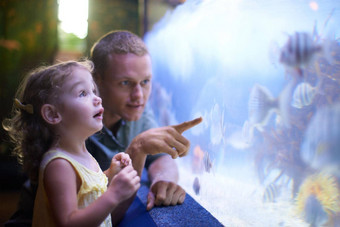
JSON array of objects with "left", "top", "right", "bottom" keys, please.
[{"left": 97, "top": 53, "right": 152, "bottom": 126}]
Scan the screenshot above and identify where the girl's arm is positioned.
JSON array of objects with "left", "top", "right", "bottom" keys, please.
[{"left": 44, "top": 158, "right": 139, "bottom": 227}]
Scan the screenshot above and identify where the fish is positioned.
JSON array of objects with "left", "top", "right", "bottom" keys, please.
[
  {"left": 191, "top": 110, "right": 209, "bottom": 136},
  {"left": 225, "top": 121, "right": 253, "bottom": 150},
  {"left": 248, "top": 81, "right": 296, "bottom": 130},
  {"left": 291, "top": 61, "right": 324, "bottom": 109},
  {"left": 193, "top": 177, "right": 200, "bottom": 195},
  {"left": 280, "top": 32, "right": 323, "bottom": 76},
  {"left": 203, "top": 152, "right": 213, "bottom": 173},
  {"left": 262, "top": 183, "right": 281, "bottom": 203},
  {"left": 248, "top": 84, "right": 278, "bottom": 130},
  {"left": 209, "top": 103, "right": 226, "bottom": 145},
  {"left": 193, "top": 104, "right": 226, "bottom": 144},
  {"left": 280, "top": 30, "right": 334, "bottom": 78},
  {"left": 192, "top": 145, "right": 205, "bottom": 173},
  {"left": 150, "top": 82, "right": 176, "bottom": 126},
  {"left": 301, "top": 104, "right": 340, "bottom": 170},
  {"left": 291, "top": 82, "right": 319, "bottom": 109},
  {"left": 242, "top": 120, "right": 254, "bottom": 144}
]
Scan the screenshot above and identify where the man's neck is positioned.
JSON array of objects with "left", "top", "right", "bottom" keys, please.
[
  {"left": 108, "top": 120, "right": 122, "bottom": 137},
  {"left": 103, "top": 111, "right": 121, "bottom": 135}
]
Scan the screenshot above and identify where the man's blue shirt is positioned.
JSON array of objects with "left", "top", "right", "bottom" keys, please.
[{"left": 86, "top": 105, "right": 164, "bottom": 170}]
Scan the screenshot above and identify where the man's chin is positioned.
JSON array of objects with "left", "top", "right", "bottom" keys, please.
[{"left": 123, "top": 114, "right": 142, "bottom": 122}]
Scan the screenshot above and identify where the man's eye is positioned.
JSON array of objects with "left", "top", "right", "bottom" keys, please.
[
  {"left": 120, "top": 81, "right": 130, "bottom": 86},
  {"left": 141, "top": 79, "right": 150, "bottom": 86}
]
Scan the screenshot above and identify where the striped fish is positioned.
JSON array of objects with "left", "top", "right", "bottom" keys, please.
[
  {"left": 262, "top": 183, "right": 281, "bottom": 203},
  {"left": 291, "top": 82, "right": 318, "bottom": 109},
  {"left": 280, "top": 32, "right": 322, "bottom": 69}
]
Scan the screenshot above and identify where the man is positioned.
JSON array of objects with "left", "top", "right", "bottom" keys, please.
[{"left": 88, "top": 30, "right": 202, "bottom": 225}]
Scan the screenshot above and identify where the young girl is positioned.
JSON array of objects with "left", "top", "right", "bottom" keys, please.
[{"left": 3, "top": 60, "right": 140, "bottom": 226}]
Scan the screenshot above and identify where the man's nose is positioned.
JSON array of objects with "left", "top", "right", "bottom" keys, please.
[{"left": 131, "top": 84, "right": 143, "bottom": 99}]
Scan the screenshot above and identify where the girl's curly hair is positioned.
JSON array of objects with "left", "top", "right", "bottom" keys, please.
[{"left": 2, "top": 60, "right": 93, "bottom": 183}]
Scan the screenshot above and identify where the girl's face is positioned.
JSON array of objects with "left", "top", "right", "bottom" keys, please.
[{"left": 57, "top": 67, "right": 104, "bottom": 137}]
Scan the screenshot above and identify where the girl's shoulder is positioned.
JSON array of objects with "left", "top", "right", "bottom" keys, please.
[
  {"left": 41, "top": 149, "right": 101, "bottom": 174},
  {"left": 40, "top": 149, "right": 74, "bottom": 169}
]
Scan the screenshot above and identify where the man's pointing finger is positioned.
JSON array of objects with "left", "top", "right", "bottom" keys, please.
[{"left": 172, "top": 117, "right": 203, "bottom": 134}]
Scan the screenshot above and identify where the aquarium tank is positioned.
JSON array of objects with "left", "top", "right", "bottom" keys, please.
[{"left": 145, "top": 0, "right": 340, "bottom": 226}]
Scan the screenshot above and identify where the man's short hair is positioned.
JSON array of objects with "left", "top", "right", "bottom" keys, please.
[{"left": 90, "top": 30, "right": 149, "bottom": 78}]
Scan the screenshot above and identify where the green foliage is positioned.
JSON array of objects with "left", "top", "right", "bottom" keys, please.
[
  {"left": 58, "top": 28, "right": 86, "bottom": 52},
  {"left": 0, "top": 0, "right": 58, "bottom": 156}
]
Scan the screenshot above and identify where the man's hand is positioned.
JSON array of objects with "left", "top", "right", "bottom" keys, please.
[
  {"left": 172, "top": 116, "right": 203, "bottom": 134},
  {"left": 146, "top": 181, "right": 186, "bottom": 211},
  {"left": 126, "top": 117, "right": 203, "bottom": 208},
  {"left": 132, "top": 117, "right": 203, "bottom": 159}
]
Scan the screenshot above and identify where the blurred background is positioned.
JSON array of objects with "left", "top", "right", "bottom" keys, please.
[{"left": 1, "top": 0, "right": 340, "bottom": 226}]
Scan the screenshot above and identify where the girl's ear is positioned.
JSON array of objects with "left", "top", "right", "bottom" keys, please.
[{"left": 41, "top": 104, "right": 62, "bottom": 125}]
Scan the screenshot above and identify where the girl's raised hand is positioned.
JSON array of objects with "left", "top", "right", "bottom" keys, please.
[
  {"left": 107, "top": 165, "right": 140, "bottom": 203},
  {"left": 114, "top": 152, "right": 131, "bottom": 167},
  {"left": 106, "top": 153, "right": 132, "bottom": 182}
]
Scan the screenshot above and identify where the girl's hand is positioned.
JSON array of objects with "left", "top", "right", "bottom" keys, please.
[
  {"left": 106, "top": 153, "right": 131, "bottom": 182},
  {"left": 107, "top": 165, "right": 140, "bottom": 203},
  {"left": 114, "top": 152, "right": 131, "bottom": 167}
]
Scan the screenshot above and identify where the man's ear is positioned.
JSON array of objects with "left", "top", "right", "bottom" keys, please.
[{"left": 41, "top": 104, "right": 62, "bottom": 125}]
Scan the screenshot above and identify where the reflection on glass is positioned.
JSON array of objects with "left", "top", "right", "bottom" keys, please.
[{"left": 146, "top": 0, "right": 340, "bottom": 226}]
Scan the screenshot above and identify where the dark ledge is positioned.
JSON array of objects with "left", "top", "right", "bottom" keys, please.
[{"left": 119, "top": 170, "right": 223, "bottom": 227}]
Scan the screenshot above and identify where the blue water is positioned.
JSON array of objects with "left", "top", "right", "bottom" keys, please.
[{"left": 145, "top": 0, "right": 340, "bottom": 225}]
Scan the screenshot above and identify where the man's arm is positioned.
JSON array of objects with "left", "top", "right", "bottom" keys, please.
[
  {"left": 146, "top": 155, "right": 186, "bottom": 210},
  {"left": 126, "top": 141, "right": 185, "bottom": 211},
  {"left": 126, "top": 117, "right": 203, "bottom": 210}
]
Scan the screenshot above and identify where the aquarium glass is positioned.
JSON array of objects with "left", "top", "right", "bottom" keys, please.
[{"left": 145, "top": 0, "right": 340, "bottom": 226}]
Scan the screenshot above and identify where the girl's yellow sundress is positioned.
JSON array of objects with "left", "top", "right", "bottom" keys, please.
[{"left": 32, "top": 150, "right": 112, "bottom": 227}]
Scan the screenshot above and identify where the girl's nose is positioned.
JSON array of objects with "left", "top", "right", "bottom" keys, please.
[{"left": 94, "top": 95, "right": 102, "bottom": 106}]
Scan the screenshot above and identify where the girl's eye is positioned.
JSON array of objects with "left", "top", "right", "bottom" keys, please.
[{"left": 80, "top": 90, "right": 87, "bottom": 97}]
